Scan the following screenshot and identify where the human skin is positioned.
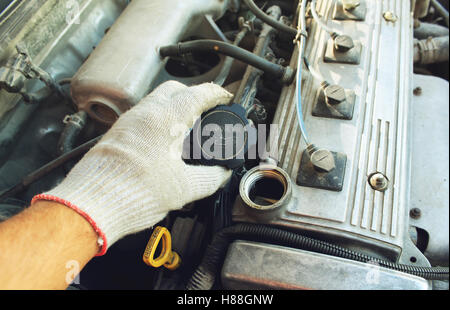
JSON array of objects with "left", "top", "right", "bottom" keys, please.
[{"left": 0, "top": 201, "right": 98, "bottom": 290}]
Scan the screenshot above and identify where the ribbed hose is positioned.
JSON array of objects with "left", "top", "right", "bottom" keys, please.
[{"left": 186, "top": 223, "right": 449, "bottom": 290}]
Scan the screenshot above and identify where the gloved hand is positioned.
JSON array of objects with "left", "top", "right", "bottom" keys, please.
[{"left": 32, "top": 81, "right": 233, "bottom": 255}]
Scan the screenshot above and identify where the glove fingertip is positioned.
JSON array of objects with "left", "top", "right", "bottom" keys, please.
[
  {"left": 144, "top": 80, "right": 187, "bottom": 102},
  {"left": 191, "top": 82, "right": 234, "bottom": 112},
  {"left": 186, "top": 165, "right": 232, "bottom": 198}
]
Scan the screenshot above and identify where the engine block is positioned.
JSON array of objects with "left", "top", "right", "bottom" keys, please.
[{"left": 233, "top": 0, "right": 428, "bottom": 265}]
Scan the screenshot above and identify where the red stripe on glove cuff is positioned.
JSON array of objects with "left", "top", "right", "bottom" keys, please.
[{"left": 31, "top": 194, "right": 108, "bottom": 256}]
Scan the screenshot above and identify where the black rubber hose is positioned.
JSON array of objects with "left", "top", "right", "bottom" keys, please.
[
  {"left": 243, "top": 0, "right": 297, "bottom": 38},
  {"left": 0, "top": 135, "right": 102, "bottom": 202},
  {"left": 58, "top": 123, "right": 83, "bottom": 155},
  {"left": 214, "top": 28, "right": 249, "bottom": 86},
  {"left": 57, "top": 111, "right": 88, "bottom": 156},
  {"left": 21, "top": 87, "right": 53, "bottom": 105},
  {"left": 186, "top": 223, "right": 449, "bottom": 290},
  {"left": 160, "top": 40, "right": 293, "bottom": 83}
]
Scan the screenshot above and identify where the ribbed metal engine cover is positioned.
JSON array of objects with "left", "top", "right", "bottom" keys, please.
[{"left": 233, "top": 0, "right": 428, "bottom": 265}]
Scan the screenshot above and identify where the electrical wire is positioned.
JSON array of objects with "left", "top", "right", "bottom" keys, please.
[
  {"left": 304, "top": 56, "right": 324, "bottom": 82},
  {"left": 310, "top": 0, "right": 340, "bottom": 36},
  {"left": 295, "top": 0, "right": 310, "bottom": 144}
]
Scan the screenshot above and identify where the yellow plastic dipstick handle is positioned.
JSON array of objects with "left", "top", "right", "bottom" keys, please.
[{"left": 143, "top": 226, "right": 181, "bottom": 271}]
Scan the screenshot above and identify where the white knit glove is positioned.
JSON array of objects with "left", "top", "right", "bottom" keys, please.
[{"left": 32, "top": 81, "right": 233, "bottom": 255}]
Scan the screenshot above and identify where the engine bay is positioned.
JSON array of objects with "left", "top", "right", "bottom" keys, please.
[{"left": 0, "top": 0, "right": 448, "bottom": 290}]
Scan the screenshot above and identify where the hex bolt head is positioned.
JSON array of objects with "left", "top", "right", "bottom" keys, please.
[
  {"left": 324, "top": 84, "right": 346, "bottom": 105},
  {"left": 410, "top": 208, "right": 421, "bottom": 219},
  {"left": 308, "top": 146, "right": 336, "bottom": 173},
  {"left": 413, "top": 87, "right": 422, "bottom": 96},
  {"left": 334, "top": 35, "right": 355, "bottom": 52},
  {"left": 342, "top": 0, "right": 360, "bottom": 11},
  {"left": 368, "top": 172, "right": 389, "bottom": 192},
  {"left": 383, "top": 11, "right": 398, "bottom": 23}
]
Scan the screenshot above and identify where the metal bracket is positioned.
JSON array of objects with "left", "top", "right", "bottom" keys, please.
[
  {"left": 297, "top": 149, "right": 347, "bottom": 192},
  {"left": 0, "top": 44, "right": 65, "bottom": 103},
  {"left": 333, "top": 1, "right": 367, "bottom": 21},
  {"left": 323, "top": 38, "right": 362, "bottom": 65},
  {"left": 324, "top": 38, "right": 362, "bottom": 64},
  {"left": 312, "top": 87, "right": 356, "bottom": 120}
]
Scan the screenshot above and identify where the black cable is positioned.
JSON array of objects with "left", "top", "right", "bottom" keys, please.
[
  {"left": 0, "top": 135, "right": 102, "bottom": 202},
  {"left": 160, "top": 40, "right": 293, "bottom": 82},
  {"left": 187, "top": 223, "right": 449, "bottom": 290},
  {"left": 212, "top": 168, "right": 245, "bottom": 233},
  {"left": 243, "top": 0, "right": 297, "bottom": 38}
]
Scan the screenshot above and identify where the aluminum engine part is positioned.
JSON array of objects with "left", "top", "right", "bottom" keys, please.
[
  {"left": 221, "top": 241, "right": 430, "bottom": 290},
  {"left": 413, "top": 0, "right": 431, "bottom": 19},
  {"left": 233, "top": 0, "right": 434, "bottom": 266},
  {"left": 70, "top": 0, "right": 229, "bottom": 125},
  {"left": 0, "top": 0, "right": 127, "bottom": 117},
  {"left": 0, "top": 0, "right": 127, "bottom": 158},
  {"left": 409, "top": 74, "right": 449, "bottom": 267}
]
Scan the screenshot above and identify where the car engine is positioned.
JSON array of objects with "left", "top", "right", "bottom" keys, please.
[{"left": 0, "top": 0, "right": 448, "bottom": 290}]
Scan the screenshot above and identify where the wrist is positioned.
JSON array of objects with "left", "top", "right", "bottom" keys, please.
[
  {"left": 34, "top": 151, "right": 169, "bottom": 253},
  {"left": 31, "top": 194, "right": 107, "bottom": 256}
]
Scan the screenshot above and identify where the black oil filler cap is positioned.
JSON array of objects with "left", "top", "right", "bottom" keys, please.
[{"left": 183, "top": 104, "right": 256, "bottom": 169}]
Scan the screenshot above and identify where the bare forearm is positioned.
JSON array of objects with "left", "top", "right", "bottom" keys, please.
[
  {"left": 0, "top": 201, "right": 98, "bottom": 290},
  {"left": 0, "top": 82, "right": 232, "bottom": 289}
]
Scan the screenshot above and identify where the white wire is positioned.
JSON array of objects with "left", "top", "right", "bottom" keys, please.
[
  {"left": 306, "top": 60, "right": 324, "bottom": 82},
  {"left": 295, "top": 0, "right": 310, "bottom": 145},
  {"left": 310, "top": 0, "right": 339, "bottom": 36}
]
